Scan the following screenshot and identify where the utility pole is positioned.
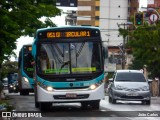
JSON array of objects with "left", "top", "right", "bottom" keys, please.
[{"left": 117, "top": 22, "right": 132, "bottom": 69}]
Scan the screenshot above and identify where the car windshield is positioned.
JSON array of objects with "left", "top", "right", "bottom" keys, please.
[
  {"left": 115, "top": 72, "right": 146, "bottom": 82},
  {"left": 37, "top": 42, "right": 102, "bottom": 75}
]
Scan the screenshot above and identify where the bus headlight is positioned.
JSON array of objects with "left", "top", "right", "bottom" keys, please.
[
  {"left": 89, "top": 84, "right": 97, "bottom": 90},
  {"left": 89, "top": 80, "right": 103, "bottom": 90},
  {"left": 23, "top": 77, "right": 29, "bottom": 82},
  {"left": 39, "top": 83, "right": 54, "bottom": 92},
  {"left": 46, "top": 86, "right": 53, "bottom": 92}
]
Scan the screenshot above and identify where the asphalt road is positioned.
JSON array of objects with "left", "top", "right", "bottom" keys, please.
[{"left": 2, "top": 92, "right": 160, "bottom": 120}]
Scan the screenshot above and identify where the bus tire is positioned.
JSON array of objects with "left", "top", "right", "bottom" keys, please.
[
  {"left": 20, "top": 90, "right": 24, "bottom": 95},
  {"left": 35, "top": 94, "right": 39, "bottom": 108},
  {"left": 35, "top": 101, "right": 39, "bottom": 108},
  {"left": 20, "top": 90, "right": 29, "bottom": 95},
  {"left": 91, "top": 100, "right": 100, "bottom": 110},
  {"left": 40, "top": 102, "right": 52, "bottom": 111},
  {"left": 81, "top": 101, "right": 89, "bottom": 110}
]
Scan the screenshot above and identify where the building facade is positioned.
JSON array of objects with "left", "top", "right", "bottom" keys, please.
[
  {"left": 76, "top": 0, "right": 99, "bottom": 26},
  {"left": 76, "top": 0, "right": 139, "bottom": 46},
  {"left": 147, "top": 0, "right": 160, "bottom": 14},
  {"left": 148, "top": 0, "right": 160, "bottom": 8},
  {"left": 75, "top": 0, "right": 139, "bottom": 70}
]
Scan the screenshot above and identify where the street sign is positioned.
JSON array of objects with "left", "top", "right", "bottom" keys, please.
[{"left": 149, "top": 14, "right": 158, "bottom": 23}]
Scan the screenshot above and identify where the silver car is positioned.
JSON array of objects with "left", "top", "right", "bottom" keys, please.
[{"left": 108, "top": 70, "right": 151, "bottom": 105}]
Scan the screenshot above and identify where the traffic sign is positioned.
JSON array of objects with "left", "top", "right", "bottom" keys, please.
[{"left": 149, "top": 14, "right": 158, "bottom": 23}]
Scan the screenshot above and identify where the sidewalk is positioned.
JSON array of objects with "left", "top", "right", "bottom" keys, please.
[{"left": 151, "top": 96, "right": 160, "bottom": 104}]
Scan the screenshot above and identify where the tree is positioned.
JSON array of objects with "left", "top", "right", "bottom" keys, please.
[
  {"left": 0, "top": 0, "right": 61, "bottom": 65},
  {"left": 128, "top": 22, "right": 160, "bottom": 78},
  {"left": 0, "top": 0, "right": 62, "bottom": 80},
  {"left": 1, "top": 61, "right": 18, "bottom": 80}
]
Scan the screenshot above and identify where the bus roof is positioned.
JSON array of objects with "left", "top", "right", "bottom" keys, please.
[{"left": 36, "top": 26, "right": 100, "bottom": 33}]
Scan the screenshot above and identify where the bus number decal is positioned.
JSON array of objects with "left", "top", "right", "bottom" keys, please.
[{"left": 47, "top": 32, "right": 61, "bottom": 38}]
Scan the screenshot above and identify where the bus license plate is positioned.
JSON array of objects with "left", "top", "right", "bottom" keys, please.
[{"left": 66, "top": 93, "right": 77, "bottom": 98}]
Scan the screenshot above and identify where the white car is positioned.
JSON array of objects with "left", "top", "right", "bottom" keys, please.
[{"left": 108, "top": 70, "right": 151, "bottom": 105}]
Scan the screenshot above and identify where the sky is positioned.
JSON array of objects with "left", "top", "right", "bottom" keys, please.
[{"left": 11, "top": 0, "right": 147, "bottom": 61}]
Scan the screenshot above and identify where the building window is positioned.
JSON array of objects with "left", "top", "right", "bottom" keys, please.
[
  {"left": 95, "top": 16, "right": 99, "bottom": 20},
  {"left": 95, "top": 6, "right": 99, "bottom": 11}
]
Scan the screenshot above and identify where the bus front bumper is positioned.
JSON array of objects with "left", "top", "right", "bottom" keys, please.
[{"left": 37, "top": 84, "right": 105, "bottom": 102}]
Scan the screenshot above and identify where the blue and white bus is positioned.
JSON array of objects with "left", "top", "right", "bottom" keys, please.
[
  {"left": 18, "top": 44, "right": 34, "bottom": 95},
  {"left": 32, "top": 26, "right": 106, "bottom": 111}
]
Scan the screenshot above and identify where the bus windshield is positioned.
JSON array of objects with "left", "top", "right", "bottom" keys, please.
[
  {"left": 23, "top": 52, "right": 34, "bottom": 77},
  {"left": 37, "top": 42, "right": 102, "bottom": 75}
]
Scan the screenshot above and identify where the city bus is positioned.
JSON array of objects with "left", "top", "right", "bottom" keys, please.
[
  {"left": 18, "top": 44, "right": 34, "bottom": 95},
  {"left": 32, "top": 26, "right": 107, "bottom": 111}
]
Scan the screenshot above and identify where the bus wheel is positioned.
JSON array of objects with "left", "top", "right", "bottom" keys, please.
[
  {"left": 81, "top": 101, "right": 89, "bottom": 110},
  {"left": 35, "top": 101, "right": 39, "bottom": 108},
  {"left": 40, "top": 102, "right": 52, "bottom": 111},
  {"left": 20, "top": 90, "right": 25, "bottom": 95},
  {"left": 20, "top": 90, "right": 29, "bottom": 95},
  {"left": 35, "top": 94, "right": 39, "bottom": 108},
  {"left": 91, "top": 100, "right": 100, "bottom": 110}
]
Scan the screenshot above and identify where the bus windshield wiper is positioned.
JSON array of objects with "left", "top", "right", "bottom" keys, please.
[
  {"left": 59, "top": 61, "right": 70, "bottom": 73},
  {"left": 76, "top": 42, "right": 85, "bottom": 57}
]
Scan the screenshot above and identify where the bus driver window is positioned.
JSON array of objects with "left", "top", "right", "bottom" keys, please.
[{"left": 39, "top": 52, "right": 48, "bottom": 71}]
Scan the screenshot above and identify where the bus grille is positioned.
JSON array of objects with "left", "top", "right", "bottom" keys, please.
[{"left": 53, "top": 94, "right": 89, "bottom": 99}]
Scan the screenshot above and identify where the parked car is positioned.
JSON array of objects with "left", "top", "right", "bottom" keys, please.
[{"left": 108, "top": 70, "right": 151, "bottom": 105}]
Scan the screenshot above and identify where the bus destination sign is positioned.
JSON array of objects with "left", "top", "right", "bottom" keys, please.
[{"left": 47, "top": 31, "right": 91, "bottom": 38}]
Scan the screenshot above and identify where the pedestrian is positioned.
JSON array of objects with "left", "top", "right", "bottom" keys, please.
[{"left": 143, "top": 65, "right": 148, "bottom": 79}]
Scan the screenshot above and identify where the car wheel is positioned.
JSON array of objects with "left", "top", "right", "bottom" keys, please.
[
  {"left": 109, "top": 96, "right": 112, "bottom": 103},
  {"left": 112, "top": 98, "right": 116, "bottom": 104},
  {"left": 142, "top": 101, "right": 145, "bottom": 104},
  {"left": 146, "top": 100, "right": 151, "bottom": 105}
]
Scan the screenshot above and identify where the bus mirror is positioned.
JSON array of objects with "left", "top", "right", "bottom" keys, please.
[{"left": 32, "top": 42, "right": 36, "bottom": 59}]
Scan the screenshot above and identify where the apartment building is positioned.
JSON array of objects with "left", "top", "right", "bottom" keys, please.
[
  {"left": 77, "top": 0, "right": 139, "bottom": 46},
  {"left": 76, "top": 0, "right": 139, "bottom": 70},
  {"left": 76, "top": 0, "right": 99, "bottom": 26},
  {"left": 148, "top": 0, "right": 160, "bottom": 8}
]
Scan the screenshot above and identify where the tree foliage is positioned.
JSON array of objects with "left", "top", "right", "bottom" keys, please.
[
  {"left": 0, "top": 0, "right": 61, "bottom": 65},
  {"left": 128, "top": 22, "right": 160, "bottom": 78},
  {"left": 1, "top": 61, "right": 18, "bottom": 80}
]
